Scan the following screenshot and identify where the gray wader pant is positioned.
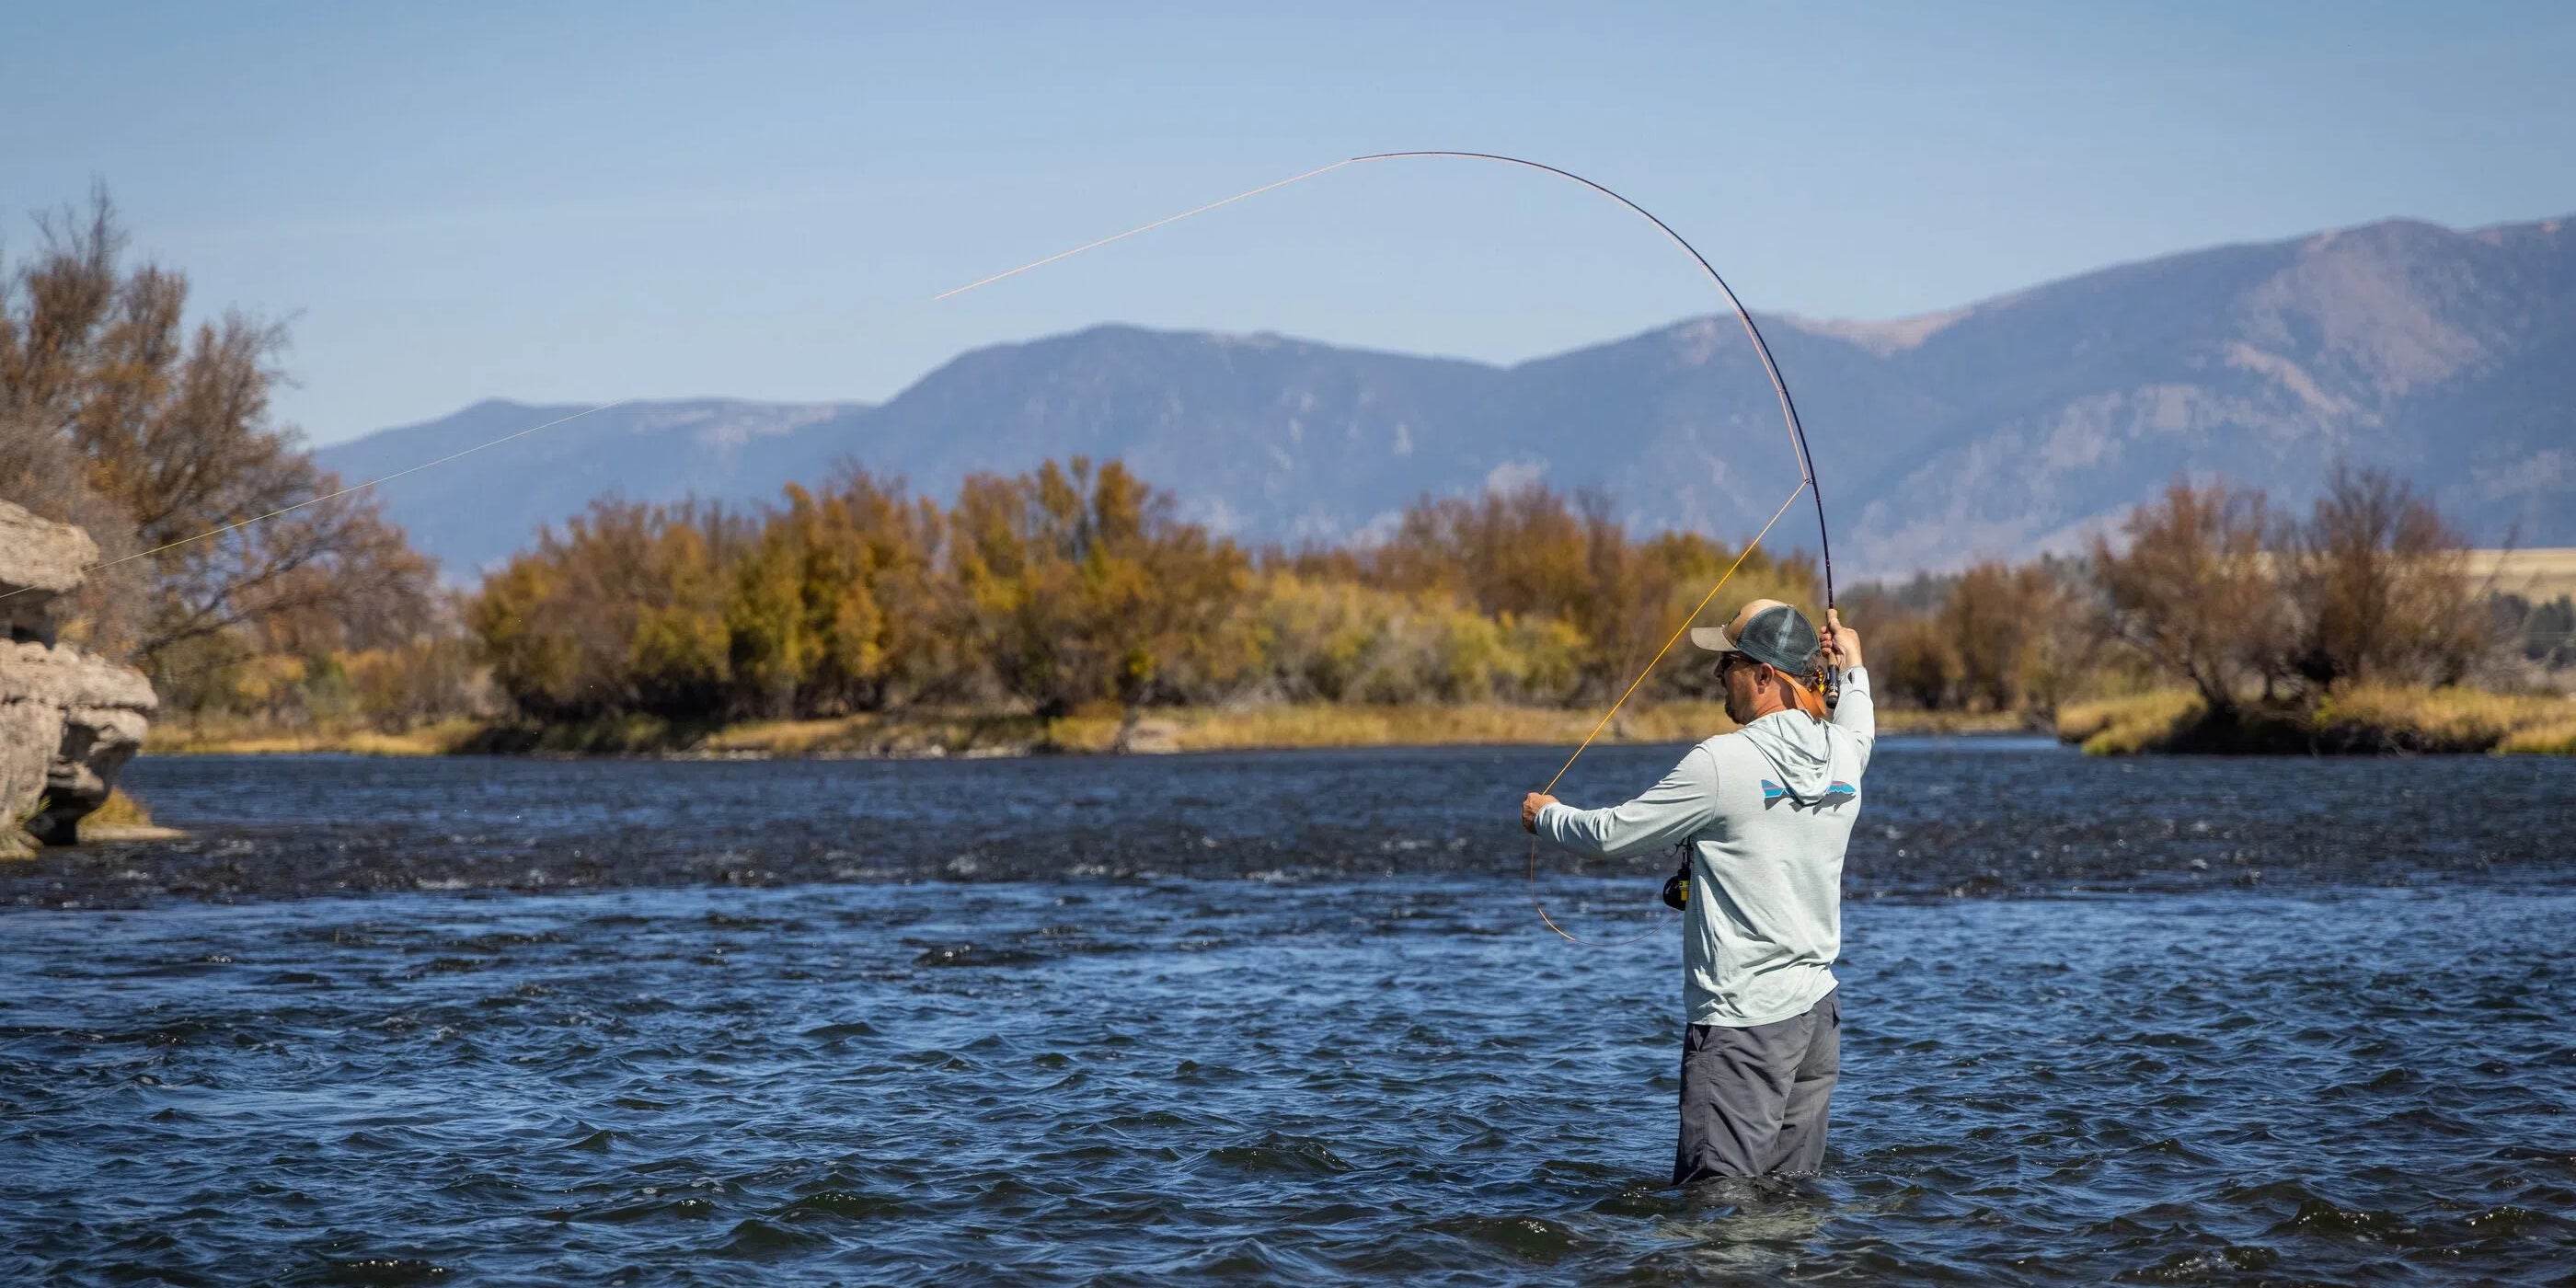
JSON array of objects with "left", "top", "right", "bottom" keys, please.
[{"left": 1674, "top": 988, "right": 1840, "bottom": 1185}]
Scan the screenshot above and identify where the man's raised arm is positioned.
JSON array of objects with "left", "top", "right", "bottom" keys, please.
[
  {"left": 1827, "top": 609, "right": 1876, "bottom": 768},
  {"left": 1522, "top": 746, "right": 1719, "bottom": 859}
]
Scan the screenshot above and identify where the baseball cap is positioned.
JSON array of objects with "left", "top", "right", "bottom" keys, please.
[{"left": 1689, "top": 598, "right": 1821, "bottom": 674}]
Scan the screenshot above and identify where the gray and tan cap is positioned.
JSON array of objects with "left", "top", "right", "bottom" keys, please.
[{"left": 1690, "top": 598, "right": 1821, "bottom": 673}]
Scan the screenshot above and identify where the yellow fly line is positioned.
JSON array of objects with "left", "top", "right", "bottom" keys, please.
[
  {"left": 1538, "top": 479, "right": 1811, "bottom": 799},
  {"left": 1526, "top": 477, "right": 1810, "bottom": 947}
]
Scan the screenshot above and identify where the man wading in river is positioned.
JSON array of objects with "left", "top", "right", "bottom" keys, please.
[{"left": 1523, "top": 600, "right": 1871, "bottom": 1184}]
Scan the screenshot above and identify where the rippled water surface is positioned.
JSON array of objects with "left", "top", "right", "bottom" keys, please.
[{"left": 5, "top": 743, "right": 2573, "bottom": 1284}]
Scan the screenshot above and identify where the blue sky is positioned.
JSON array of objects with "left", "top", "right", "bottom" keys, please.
[{"left": 6, "top": 2, "right": 2572, "bottom": 445}]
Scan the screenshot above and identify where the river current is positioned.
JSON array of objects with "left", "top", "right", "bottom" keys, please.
[{"left": 4, "top": 742, "right": 2571, "bottom": 1284}]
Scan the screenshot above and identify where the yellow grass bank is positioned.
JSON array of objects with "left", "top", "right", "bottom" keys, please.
[
  {"left": 2059, "top": 687, "right": 2576, "bottom": 754},
  {"left": 150, "top": 717, "right": 489, "bottom": 756},
  {"left": 5, "top": 788, "right": 179, "bottom": 854}
]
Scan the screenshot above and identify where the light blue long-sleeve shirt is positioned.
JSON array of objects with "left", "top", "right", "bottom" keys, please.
[{"left": 1537, "top": 668, "right": 1875, "bottom": 1027}]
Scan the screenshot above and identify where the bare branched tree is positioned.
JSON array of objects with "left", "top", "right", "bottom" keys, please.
[
  {"left": 0, "top": 187, "right": 434, "bottom": 669},
  {"left": 2091, "top": 479, "right": 2289, "bottom": 718},
  {"left": 2282, "top": 465, "right": 2485, "bottom": 687}
]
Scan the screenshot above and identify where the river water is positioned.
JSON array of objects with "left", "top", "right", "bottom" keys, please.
[{"left": 4, "top": 742, "right": 2571, "bottom": 1284}]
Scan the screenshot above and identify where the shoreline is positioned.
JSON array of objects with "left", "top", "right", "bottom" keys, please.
[
  {"left": 2058, "top": 688, "right": 2576, "bottom": 755},
  {"left": 145, "top": 704, "right": 2035, "bottom": 760},
  {"left": 150, "top": 689, "right": 2576, "bottom": 760}
]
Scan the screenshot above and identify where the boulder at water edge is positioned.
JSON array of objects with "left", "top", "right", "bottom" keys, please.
[{"left": 0, "top": 500, "right": 157, "bottom": 853}]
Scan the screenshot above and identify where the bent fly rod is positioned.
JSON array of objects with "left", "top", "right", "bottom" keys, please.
[{"left": 937, "top": 151, "right": 1838, "bottom": 946}]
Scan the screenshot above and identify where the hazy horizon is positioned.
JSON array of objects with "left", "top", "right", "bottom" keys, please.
[{"left": 345, "top": 201, "right": 2576, "bottom": 443}]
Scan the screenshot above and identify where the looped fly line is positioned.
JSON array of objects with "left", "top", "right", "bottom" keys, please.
[{"left": 933, "top": 151, "right": 1838, "bottom": 948}]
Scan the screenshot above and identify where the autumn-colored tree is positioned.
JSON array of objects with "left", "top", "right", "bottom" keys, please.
[
  {"left": 951, "top": 458, "right": 1251, "bottom": 730},
  {"left": 718, "top": 474, "right": 956, "bottom": 717},
  {"left": 1244, "top": 571, "right": 1587, "bottom": 706},
  {"left": 2089, "top": 469, "right": 2492, "bottom": 714},
  {"left": 1871, "top": 614, "right": 1963, "bottom": 709},
  {"left": 0, "top": 190, "right": 434, "bottom": 673},
  {"left": 2282, "top": 466, "right": 2484, "bottom": 687},
  {"left": 727, "top": 488, "right": 829, "bottom": 718},
  {"left": 1376, "top": 485, "right": 1599, "bottom": 625},
  {"left": 2091, "top": 480, "right": 2291, "bottom": 717},
  {"left": 1348, "top": 481, "right": 1815, "bottom": 703},
  {"left": 1939, "top": 564, "right": 2026, "bottom": 710},
  {"left": 811, "top": 467, "right": 954, "bottom": 708},
  {"left": 473, "top": 499, "right": 739, "bottom": 719},
  {"left": 2007, "top": 559, "right": 2106, "bottom": 719},
  {"left": 1920, "top": 560, "right": 2098, "bottom": 715}
]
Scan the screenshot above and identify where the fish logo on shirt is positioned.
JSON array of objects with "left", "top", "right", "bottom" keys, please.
[{"left": 1760, "top": 779, "right": 1858, "bottom": 809}]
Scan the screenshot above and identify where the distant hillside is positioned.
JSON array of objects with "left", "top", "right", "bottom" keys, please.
[
  {"left": 317, "top": 398, "right": 870, "bottom": 576},
  {"left": 321, "top": 212, "right": 2576, "bottom": 580}
]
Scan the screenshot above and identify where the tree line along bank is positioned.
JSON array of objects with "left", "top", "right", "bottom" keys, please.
[{"left": 7, "top": 192, "right": 2570, "bottom": 756}]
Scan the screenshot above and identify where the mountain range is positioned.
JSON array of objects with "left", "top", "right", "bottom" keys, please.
[{"left": 319, "top": 211, "right": 2576, "bottom": 581}]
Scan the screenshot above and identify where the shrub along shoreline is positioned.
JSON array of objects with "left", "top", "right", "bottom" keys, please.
[
  {"left": 17, "top": 195, "right": 2567, "bottom": 769},
  {"left": 128, "top": 454, "right": 2576, "bottom": 759}
]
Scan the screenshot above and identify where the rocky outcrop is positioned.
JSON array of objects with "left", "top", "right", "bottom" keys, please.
[
  {"left": 1, "top": 500, "right": 95, "bottom": 648},
  {"left": 0, "top": 500, "right": 155, "bottom": 853}
]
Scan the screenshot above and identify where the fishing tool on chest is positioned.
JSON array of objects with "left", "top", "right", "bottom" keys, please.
[{"left": 1661, "top": 848, "right": 1692, "bottom": 912}]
